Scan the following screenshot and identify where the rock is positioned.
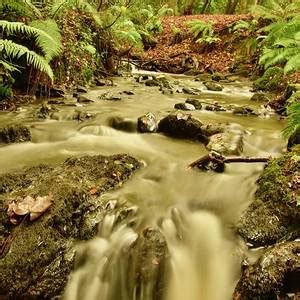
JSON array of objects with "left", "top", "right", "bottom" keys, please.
[
  {"left": 204, "top": 82, "right": 223, "bottom": 92},
  {"left": 76, "top": 86, "right": 88, "bottom": 93},
  {"left": 206, "top": 131, "right": 244, "bottom": 155},
  {"left": 137, "top": 112, "right": 158, "bottom": 133},
  {"left": 36, "top": 103, "right": 58, "bottom": 119},
  {"left": 237, "top": 151, "right": 300, "bottom": 246},
  {"left": 185, "top": 99, "right": 202, "bottom": 109},
  {"left": 0, "top": 124, "right": 31, "bottom": 143},
  {"left": 95, "top": 79, "right": 112, "bottom": 86},
  {"left": 287, "top": 127, "right": 300, "bottom": 150},
  {"left": 182, "top": 87, "right": 201, "bottom": 95},
  {"left": 77, "top": 95, "right": 94, "bottom": 103},
  {"left": 200, "top": 123, "right": 226, "bottom": 136},
  {"left": 145, "top": 79, "right": 160, "bottom": 87},
  {"left": 0, "top": 154, "right": 142, "bottom": 299},
  {"left": 194, "top": 74, "right": 212, "bottom": 82},
  {"left": 48, "top": 100, "right": 65, "bottom": 105},
  {"left": 232, "top": 106, "right": 258, "bottom": 116},
  {"left": 72, "top": 110, "right": 95, "bottom": 122},
  {"left": 174, "top": 103, "right": 196, "bottom": 111},
  {"left": 110, "top": 117, "right": 137, "bottom": 132},
  {"left": 211, "top": 72, "right": 226, "bottom": 82},
  {"left": 250, "top": 93, "right": 270, "bottom": 102},
  {"left": 158, "top": 114, "right": 207, "bottom": 143},
  {"left": 233, "top": 241, "right": 300, "bottom": 299},
  {"left": 204, "top": 103, "right": 226, "bottom": 111},
  {"left": 183, "top": 69, "right": 201, "bottom": 76},
  {"left": 122, "top": 90, "right": 135, "bottom": 95},
  {"left": 99, "top": 92, "right": 122, "bottom": 101}
]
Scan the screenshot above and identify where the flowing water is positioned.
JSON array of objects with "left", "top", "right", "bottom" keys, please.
[{"left": 0, "top": 72, "right": 285, "bottom": 299}]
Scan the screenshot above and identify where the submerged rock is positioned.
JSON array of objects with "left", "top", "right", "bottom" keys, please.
[
  {"left": 72, "top": 110, "right": 95, "bottom": 122},
  {"left": 250, "top": 92, "right": 270, "bottom": 102},
  {"left": 36, "top": 103, "right": 58, "bottom": 119},
  {"left": 76, "top": 86, "right": 88, "bottom": 93},
  {"left": 137, "top": 112, "right": 158, "bottom": 133},
  {"left": 158, "top": 113, "right": 208, "bottom": 143},
  {"left": 237, "top": 151, "right": 300, "bottom": 247},
  {"left": 77, "top": 95, "right": 94, "bottom": 103},
  {"left": 204, "top": 82, "right": 223, "bottom": 91},
  {"left": 182, "top": 87, "right": 201, "bottom": 95},
  {"left": 0, "top": 154, "right": 142, "bottom": 299},
  {"left": 110, "top": 116, "right": 137, "bottom": 132},
  {"left": 174, "top": 102, "right": 196, "bottom": 111},
  {"left": 200, "top": 123, "right": 226, "bottom": 136},
  {"left": 233, "top": 106, "right": 258, "bottom": 116},
  {"left": 0, "top": 124, "right": 31, "bottom": 143},
  {"left": 99, "top": 92, "right": 122, "bottom": 101},
  {"left": 145, "top": 79, "right": 160, "bottom": 87},
  {"left": 234, "top": 241, "right": 300, "bottom": 299}
]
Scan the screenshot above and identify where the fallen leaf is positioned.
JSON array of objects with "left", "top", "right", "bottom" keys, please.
[{"left": 30, "top": 195, "right": 53, "bottom": 221}]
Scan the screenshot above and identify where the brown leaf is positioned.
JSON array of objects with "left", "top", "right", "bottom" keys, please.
[{"left": 30, "top": 194, "right": 53, "bottom": 221}]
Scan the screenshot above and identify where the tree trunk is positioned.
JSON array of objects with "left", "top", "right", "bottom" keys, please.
[{"left": 201, "top": 0, "right": 212, "bottom": 13}]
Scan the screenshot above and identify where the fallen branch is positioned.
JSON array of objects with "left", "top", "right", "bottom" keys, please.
[{"left": 189, "top": 151, "right": 271, "bottom": 172}]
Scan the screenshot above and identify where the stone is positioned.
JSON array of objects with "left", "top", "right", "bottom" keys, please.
[
  {"left": 49, "top": 87, "right": 65, "bottom": 98},
  {"left": 204, "top": 103, "right": 226, "bottom": 111},
  {"left": 145, "top": 79, "right": 160, "bottom": 87},
  {"left": 185, "top": 99, "right": 202, "bottom": 109},
  {"left": 232, "top": 106, "right": 258, "bottom": 116},
  {"left": 206, "top": 131, "right": 244, "bottom": 155},
  {"left": 110, "top": 117, "right": 137, "bottom": 132},
  {"left": 72, "top": 110, "right": 95, "bottom": 122},
  {"left": 174, "top": 103, "right": 196, "bottom": 111},
  {"left": 204, "top": 82, "right": 223, "bottom": 92},
  {"left": 0, "top": 124, "right": 31, "bottom": 143},
  {"left": 76, "top": 86, "right": 88, "bottom": 93},
  {"left": 137, "top": 112, "right": 158, "bottom": 133},
  {"left": 158, "top": 114, "right": 207, "bottom": 142},
  {"left": 99, "top": 92, "right": 122, "bottom": 101},
  {"left": 77, "top": 95, "right": 94, "bottom": 103},
  {"left": 250, "top": 93, "right": 270, "bottom": 102},
  {"left": 48, "top": 100, "right": 65, "bottom": 105},
  {"left": 122, "top": 90, "right": 135, "bottom": 95},
  {"left": 200, "top": 123, "right": 226, "bottom": 136},
  {"left": 182, "top": 87, "right": 201, "bottom": 95},
  {"left": 95, "top": 79, "right": 112, "bottom": 87},
  {"left": 211, "top": 72, "right": 226, "bottom": 82},
  {"left": 36, "top": 103, "right": 58, "bottom": 119}
]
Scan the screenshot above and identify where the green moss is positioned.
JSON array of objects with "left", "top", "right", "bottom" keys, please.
[{"left": 254, "top": 67, "right": 286, "bottom": 92}]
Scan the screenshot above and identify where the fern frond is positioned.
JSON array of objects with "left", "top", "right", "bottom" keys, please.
[
  {"left": 0, "top": 0, "right": 42, "bottom": 18},
  {"left": 0, "top": 20, "right": 62, "bottom": 62},
  {"left": 284, "top": 53, "right": 300, "bottom": 73},
  {"left": 0, "top": 60, "right": 20, "bottom": 73},
  {"left": 0, "top": 39, "right": 53, "bottom": 81},
  {"left": 283, "top": 102, "right": 300, "bottom": 138}
]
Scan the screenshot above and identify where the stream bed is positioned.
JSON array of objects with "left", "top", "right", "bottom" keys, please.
[{"left": 0, "top": 72, "right": 288, "bottom": 300}]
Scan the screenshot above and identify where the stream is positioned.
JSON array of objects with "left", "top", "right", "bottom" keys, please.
[{"left": 0, "top": 72, "right": 286, "bottom": 299}]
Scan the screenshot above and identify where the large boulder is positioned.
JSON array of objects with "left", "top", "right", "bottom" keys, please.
[
  {"left": 158, "top": 113, "right": 208, "bottom": 143},
  {"left": 0, "top": 124, "right": 31, "bottom": 143},
  {"left": 237, "top": 151, "right": 300, "bottom": 247},
  {"left": 110, "top": 116, "right": 137, "bottom": 132},
  {"left": 0, "top": 154, "right": 142, "bottom": 299},
  {"left": 204, "top": 82, "right": 223, "bottom": 92}
]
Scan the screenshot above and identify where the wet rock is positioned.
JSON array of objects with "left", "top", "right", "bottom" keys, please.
[
  {"left": 183, "top": 69, "right": 201, "bottom": 76},
  {"left": 47, "top": 100, "right": 65, "bottom": 105},
  {"left": 232, "top": 106, "right": 258, "bottom": 116},
  {"left": 194, "top": 74, "right": 212, "bottom": 82},
  {"left": 185, "top": 99, "right": 202, "bottom": 109},
  {"left": 204, "top": 82, "right": 223, "bottom": 91},
  {"left": 250, "top": 93, "right": 270, "bottom": 102},
  {"left": 0, "top": 124, "right": 31, "bottom": 143},
  {"left": 287, "top": 127, "right": 300, "bottom": 150},
  {"left": 137, "top": 112, "right": 158, "bottom": 133},
  {"left": 76, "top": 86, "right": 88, "bottom": 93},
  {"left": 182, "top": 87, "right": 201, "bottom": 95},
  {"left": 206, "top": 130, "right": 244, "bottom": 155},
  {"left": 158, "top": 113, "right": 207, "bottom": 142},
  {"left": 49, "top": 87, "right": 65, "bottom": 98},
  {"left": 200, "top": 123, "right": 226, "bottom": 136},
  {"left": 122, "top": 90, "right": 135, "bottom": 95},
  {"left": 99, "top": 92, "right": 122, "bottom": 101},
  {"left": 204, "top": 103, "right": 226, "bottom": 111},
  {"left": 174, "top": 102, "right": 195, "bottom": 111},
  {"left": 110, "top": 116, "right": 137, "bottom": 132},
  {"left": 234, "top": 241, "right": 300, "bottom": 299},
  {"left": 145, "top": 79, "right": 160, "bottom": 87},
  {"left": 0, "top": 154, "right": 142, "bottom": 299},
  {"left": 36, "top": 103, "right": 58, "bottom": 119},
  {"left": 237, "top": 151, "right": 300, "bottom": 246},
  {"left": 95, "top": 78, "right": 112, "bottom": 87},
  {"left": 77, "top": 95, "right": 94, "bottom": 103},
  {"left": 72, "top": 110, "right": 95, "bottom": 122}
]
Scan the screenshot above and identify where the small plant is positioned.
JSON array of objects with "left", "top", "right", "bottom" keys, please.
[{"left": 188, "top": 20, "right": 219, "bottom": 45}]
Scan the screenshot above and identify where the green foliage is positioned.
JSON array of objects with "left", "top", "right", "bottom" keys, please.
[
  {"left": 283, "top": 102, "right": 300, "bottom": 139},
  {"left": 259, "top": 17, "right": 300, "bottom": 73},
  {"left": 0, "top": 0, "right": 42, "bottom": 19},
  {"left": 188, "top": 19, "right": 219, "bottom": 45},
  {"left": 0, "top": 40, "right": 54, "bottom": 81},
  {"left": 0, "top": 20, "right": 62, "bottom": 62}
]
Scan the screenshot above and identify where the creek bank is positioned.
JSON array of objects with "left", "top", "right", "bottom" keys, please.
[{"left": 0, "top": 154, "right": 142, "bottom": 299}]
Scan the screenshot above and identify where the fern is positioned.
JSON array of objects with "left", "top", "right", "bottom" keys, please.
[
  {"left": 283, "top": 102, "right": 300, "bottom": 139},
  {"left": 188, "top": 20, "right": 219, "bottom": 45},
  {"left": 0, "top": 39, "right": 54, "bottom": 81},
  {"left": 0, "top": 0, "right": 42, "bottom": 18},
  {"left": 0, "top": 20, "right": 62, "bottom": 62},
  {"left": 0, "top": 84, "right": 12, "bottom": 98}
]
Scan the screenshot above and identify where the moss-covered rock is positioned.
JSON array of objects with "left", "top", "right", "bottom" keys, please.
[
  {"left": 253, "top": 67, "right": 286, "bottom": 92},
  {"left": 234, "top": 241, "right": 300, "bottom": 299},
  {"left": 0, "top": 124, "right": 31, "bottom": 143},
  {"left": 237, "top": 150, "right": 300, "bottom": 246},
  {"left": 0, "top": 154, "right": 142, "bottom": 299}
]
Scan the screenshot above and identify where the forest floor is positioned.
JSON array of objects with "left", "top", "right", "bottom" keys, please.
[{"left": 141, "top": 14, "right": 253, "bottom": 74}]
